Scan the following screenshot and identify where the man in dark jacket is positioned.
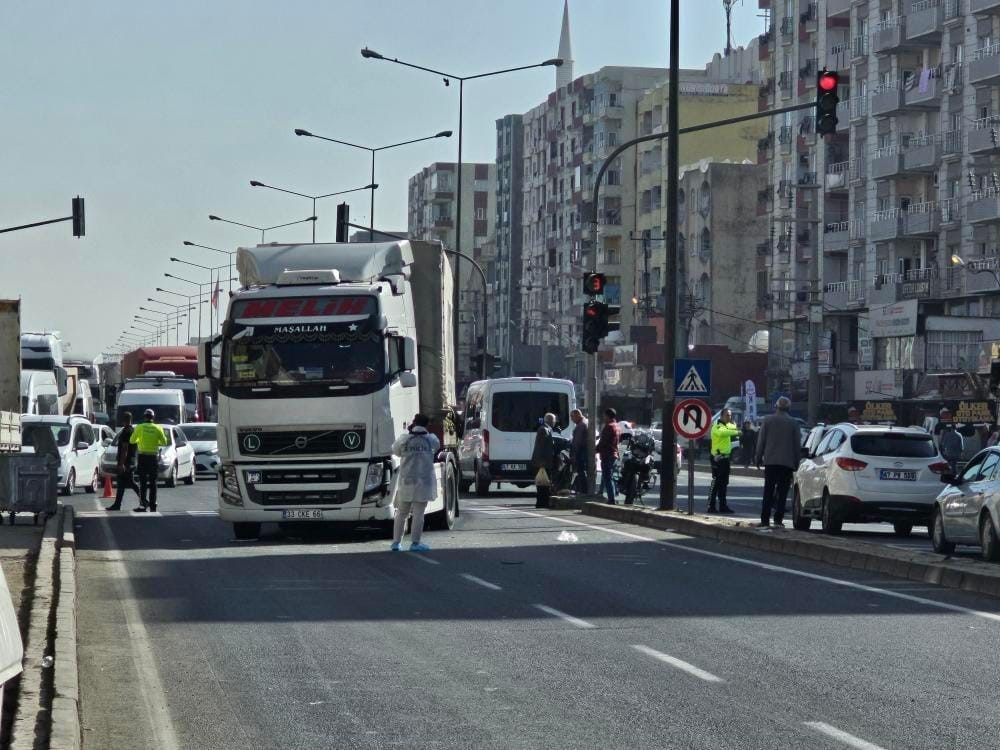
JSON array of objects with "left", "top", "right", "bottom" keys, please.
[
  {"left": 531, "top": 413, "right": 557, "bottom": 509},
  {"left": 754, "top": 397, "right": 801, "bottom": 528},
  {"left": 106, "top": 412, "right": 138, "bottom": 511},
  {"left": 596, "top": 409, "right": 620, "bottom": 504}
]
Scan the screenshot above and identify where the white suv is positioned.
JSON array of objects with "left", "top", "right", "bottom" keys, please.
[{"left": 793, "top": 423, "right": 948, "bottom": 536}]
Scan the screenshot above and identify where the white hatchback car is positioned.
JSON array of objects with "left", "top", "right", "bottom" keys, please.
[
  {"left": 793, "top": 424, "right": 948, "bottom": 536},
  {"left": 21, "top": 415, "right": 104, "bottom": 495},
  {"left": 178, "top": 423, "right": 219, "bottom": 474}
]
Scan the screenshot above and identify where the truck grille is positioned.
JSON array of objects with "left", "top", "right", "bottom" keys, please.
[
  {"left": 244, "top": 467, "right": 360, "bottom": 506},
  {"left": 237, "top": 428, "right": 366, "bottom": 456}
]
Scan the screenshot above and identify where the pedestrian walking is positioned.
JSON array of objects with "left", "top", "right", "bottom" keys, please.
[
  {"left": 106, "top": 412, "right": 138, "bottom": 511},
  {"left": 938, "top": 418, "right": 964, "bottom": 475},
  {"left": 754, "top": 397, "right": 801, "bottom": 528},
  {"left": 596, "top": 408, "right": 620, "bottom": 504},
  {"left": 741, "top": 419, "right": 757, "bottom": 469},
  {"left": 390, "top": 413, "right": 440, "bottom": 552},
  {"left": 129, "top": 409, "right": 168, "bottom": 513},
  {"left": 530, "top": 413, "right": 558, "bottom": 509},
  {"left": 570, "top": 409, "right": 589, "bottom": 493},
  {"left": 707, "top": 409, "right": 739, "bottom": 514}
]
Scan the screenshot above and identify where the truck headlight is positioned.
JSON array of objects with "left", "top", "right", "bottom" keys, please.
[
  {"left": 364, "top": 462, "right": 385, "bottom": 493},
  {"left": 220, "top": 465, "right": 243, "bottom": 506}
]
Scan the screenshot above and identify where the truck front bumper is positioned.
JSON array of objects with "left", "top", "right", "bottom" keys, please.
[{"left": 217, "top": 460, "right": 393, "bottom": 523}]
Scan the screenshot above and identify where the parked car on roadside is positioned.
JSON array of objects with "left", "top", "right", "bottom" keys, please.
[
  {"left": 793, "top": 423, "right": 948, "bottom": 536},
  {"left": 931, "top": 447, "right": 1000, "bottom": 560},
  {"left": 178, "top": 423, "right": 219, "bottom": 474},
  {"left": 21, "top": 415, "right": 103, "bottom": 495},
  {"left": 100, "top": 424, "right": 196, "bottom": 487}
]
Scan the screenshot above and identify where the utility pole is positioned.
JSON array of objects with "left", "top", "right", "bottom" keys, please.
[{"left": 628, "top": 232, "right": 664, "bottom": 321}]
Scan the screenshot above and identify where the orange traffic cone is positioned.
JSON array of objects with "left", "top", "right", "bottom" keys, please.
[{"left": 102, "top": 475, "right": 114, "bottom": 498}]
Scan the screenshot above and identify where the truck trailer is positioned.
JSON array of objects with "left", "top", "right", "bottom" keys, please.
[{"left": 200, "top": 240, "right": 460, "bottom": 539}]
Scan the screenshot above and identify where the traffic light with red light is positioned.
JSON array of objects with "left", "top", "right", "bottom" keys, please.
[
  {"left": 583, "top": 272, "right": 606, "bottom": 296},
  {"left": 582, "top": 301, "right": 604, "bottom": 354},
  {"left": 816, "top": 69, "right": 839, "bottom": 136}
]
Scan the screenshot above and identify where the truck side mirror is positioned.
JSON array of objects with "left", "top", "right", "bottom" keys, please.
[
  {"left": 399, "top": 372, "right": 417, "bottom": 389},
  {"left": 198, "top": 340, "right": 211, "bottom": 380},
  {"left": 402, "top": 337, "right": 417, "bottom": 371}
]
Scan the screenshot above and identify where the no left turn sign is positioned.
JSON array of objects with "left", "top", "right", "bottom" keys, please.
[{"left": 673, "top": 398, "right": 712, "bottom": 441}]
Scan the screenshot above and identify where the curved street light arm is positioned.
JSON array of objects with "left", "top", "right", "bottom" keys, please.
[
  {"left": 375, "top": 132, "right": 452, "bottom": 151},
  {"left": 250, "top": 181, "right": 314, "bottom": 200}
]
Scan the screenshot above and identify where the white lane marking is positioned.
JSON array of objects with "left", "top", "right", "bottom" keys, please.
[
  {"left": 533, "top": 604, "right": 596, "bottom": 629},
  {"left": 504, "top": 508, "right": 1000, "bottom": 624},
  {"left": 631, "top": 645, "right": 724, "bottom": 683},
  {"left": 461, "top": 573, "right": 503, "bottom": 591},
  {"left": 409, "top": 552, "right": 440, "bottom": 565},
  {"left": 803, "top": 722, "right": 887, "bottom": 750},
  {"left": 76, "top": 509, "right": 219, "bottom": 518},
  {"left": 92, "top": 508, "right": 181, "bottom": 749}
]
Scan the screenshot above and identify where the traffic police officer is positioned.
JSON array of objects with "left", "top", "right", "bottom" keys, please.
[
  {"left": 129, "top": 409, "right": 169, "bottom": 512},
  {"left": 707, "top": 408, "right": 739, "bottom": 514}
]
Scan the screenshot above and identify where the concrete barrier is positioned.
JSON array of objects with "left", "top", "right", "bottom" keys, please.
[{"left": 582, "top": 502, "right": 1000, "bottom": 599}]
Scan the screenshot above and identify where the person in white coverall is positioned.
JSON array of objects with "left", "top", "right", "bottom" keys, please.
[{"left": 391, "top": 413, "right": 441, "bottom": 552}]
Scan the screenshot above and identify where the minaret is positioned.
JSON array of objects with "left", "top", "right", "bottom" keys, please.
[{"left": 556, "top": 0, "right": 574, "bottom": 90}]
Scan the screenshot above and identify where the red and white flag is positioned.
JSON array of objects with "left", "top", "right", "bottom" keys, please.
[{"left": 211, "top": 281, "right": 221, "bottom": 310}]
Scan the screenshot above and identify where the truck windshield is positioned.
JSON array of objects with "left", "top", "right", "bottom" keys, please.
[{"left": 223, "top": 328, "right": 385, "bottom": 391}]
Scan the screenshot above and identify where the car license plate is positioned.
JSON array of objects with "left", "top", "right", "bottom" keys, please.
[
  {"left": 281, "top": 509, "right": 324, "bottom": 520},
  {"left": 879, "top": 469, "right": 916, "bottom": 481},
  {"left": 501, "top": 463, "right": 527, "bottom": 472}
]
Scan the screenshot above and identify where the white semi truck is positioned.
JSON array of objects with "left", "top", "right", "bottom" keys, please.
[{"left": 200, "top": 240, "right": 461, "bottom": 539}]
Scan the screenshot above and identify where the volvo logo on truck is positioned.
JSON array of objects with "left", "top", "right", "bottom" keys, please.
[
  {"left": 343, "top": 432, "right": 361, "bottom": 450},
  {"left": 243, "top": 434, "right": 261, "bottom": 453}
]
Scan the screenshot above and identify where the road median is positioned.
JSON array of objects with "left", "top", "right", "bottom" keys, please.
[{"left": 581, "top": 501, "right": 1000, "bottom": 599}]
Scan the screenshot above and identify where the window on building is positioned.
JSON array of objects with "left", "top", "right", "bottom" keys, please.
[
  {"left": 604, "top": 247, "right": 621, "bottom": 265},
  {"left": 700, "top": 227, "right": 711, "bottom": 258},
  {"left": 475, "top": 207, "right": 485, "bottom": 220},
  {"left": 926, "top": 330, "right": 982, "bottom": 371},
  {"left": 605, "top": 277, "right": 622, "bottom": 304}
]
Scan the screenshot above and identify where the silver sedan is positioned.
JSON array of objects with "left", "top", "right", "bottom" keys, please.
[{"left": 932, "top": 447, "right": 1000, "bottom": 561}]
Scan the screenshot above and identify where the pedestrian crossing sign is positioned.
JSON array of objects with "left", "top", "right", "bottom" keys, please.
[{"left": 674, "top": 358, "right": 711, "bottom": 397}]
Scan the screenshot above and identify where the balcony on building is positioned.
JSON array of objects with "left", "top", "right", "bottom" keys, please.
[
  {"left": 827, "top": 0, "right": 850, "bottom": 16},
  {"left": 965, "top": 258, "right": 1000, "bottom": 294},
  {"left": 971, "top": 0, "right": 1000, "bottom": 15},
  {"left": 825, "top": 160, "right": 850, "bottom": 192},
  {"left": 906, "top": 0, "right": 944, "bottom": 43},
  {"left": 777, "top": 123, "right": 794, "bottom": 152},
  {"left": 968, "top": 188, "right": 1000, "bottom": 224},
  {"left": 823, "top": 221, "right": 850, "bottom": 253},
  {"left": 871, "top": 145, "right": 903, "bottom": 179},
  {"left": 903, "top": 201, "right": 941, "bottom": 236},
  {"left": 871, "top": 18, "right": 906, "bottom": 54},
  {"left": 904, "top": 72, "right": 941, "bottom": 107},
  {"left": 968, "top": 117, "right": 1000, "bottom": 154},
  {"left": 778, "top": 70, "right": 793, "bottom": 99},
  {"left": 848, "top": 95, "right": 868, "bottom": 123},
  {"left": 825, "top": 280, "right": 865, "bottom": 310},
  {"left": 800, "top": 3, "right": 819, "bottom": 32},
  {"left": 901, "top": 135, "right": 940, "bottom": 172},
  {"left": 849, "top": 218, "right": 866, "bottom": 244},
  {"left": 871, "top": 82, "right": 904, "bottom": 116},
  {"left": 969, "top": 43, "right": 1000, "bottom": 86},
  {"left": 870, "top": 208, "right": 904, "bottom": 241},
  {"left": 780, "top": 15, "right": 795, "bottom": 43}
]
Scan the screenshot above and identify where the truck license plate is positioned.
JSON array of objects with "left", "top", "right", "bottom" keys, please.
[
  {"left": 281, "top": 509, "right": 324, "bottom": 520},
  {"left": 878, "top": 469, "right": 916, "bottom": 481},
  {"left": 501, "top": 463, "right": 527, "bottom": 472}
]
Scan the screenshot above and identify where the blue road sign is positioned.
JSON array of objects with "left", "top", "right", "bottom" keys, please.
[{"left": 674, "top": 358, "right": 711, "bottom": 397}]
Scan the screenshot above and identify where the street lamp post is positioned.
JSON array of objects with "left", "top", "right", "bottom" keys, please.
[
  {"left": 156, "top": 287, "right": 209, "bottom": 344},
  {"left": 164, "top": 273, "right": 207, "bottom": 341},
  {"left": 293, "top": 129, "right": 452, "bottom": 241},
  {"left": 131, "top": 320, "right": 163, "bottom": 346},
  {"left": 170, "top": 258, "right": 229, "bottom": 336},
  {"left": 248, "top": 181, "right": 378, "bottom": 243},
  {"left": 953, "top": 254, "right": 1000, "bottom": 288},
  {"left": 184, "top": 241, "right": 237, "bottom": 294},
  {"left": 147, "top": 297, "right": 201, "bottom": 345},
  {"left": 360, "top": 47, "right": 561, "bottom": 380},
  {"left": 208, "top": 214, "right": 317, "bottom": 244}
]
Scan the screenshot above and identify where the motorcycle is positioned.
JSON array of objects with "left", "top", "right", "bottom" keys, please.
[{"left": 619, "top": 430, "right": 656, "bottom": 505}]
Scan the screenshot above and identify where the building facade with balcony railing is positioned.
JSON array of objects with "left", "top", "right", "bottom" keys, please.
[{"left": 759, "top": 0, "right": 1000, "bottom": 403}]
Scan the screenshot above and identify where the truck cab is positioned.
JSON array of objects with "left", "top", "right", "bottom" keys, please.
[{"left": 204, "top": 240, "right": 459, "bottom": 540}]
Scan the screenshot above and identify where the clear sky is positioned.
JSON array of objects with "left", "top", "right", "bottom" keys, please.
[{"left": 0, "top": 0, "right": 764, "bottom": 359}]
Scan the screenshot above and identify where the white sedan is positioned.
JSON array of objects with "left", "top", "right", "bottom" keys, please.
[
  {"left": 793, "top": 423, "right": 948, "bottom": 536},
  {"left": 178, "top": 423, "right": 220, "bottom": 474},
  {"left": 932, "top": 447, "right": 1000, "bottom": 560},
  {"left": 100, "top": 424, "right": 196, "bottom": 487}
]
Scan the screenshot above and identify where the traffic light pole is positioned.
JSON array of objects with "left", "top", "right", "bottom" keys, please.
[
  {"left": 0, "top": 197, "right": 85, "bottom": 237},
  {"left": 587, "top": 97, "right": 817, "bottom": 504}
]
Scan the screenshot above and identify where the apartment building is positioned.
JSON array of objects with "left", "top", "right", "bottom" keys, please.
[
  {"left": 407, "top": 161, "right": 496, "bottom": 383},
  {"left": 494, "top": 114, "right": 524, "bottom": 376},
  {"left": 759, "top": 0, "right": 1000, "bottom": 404}
]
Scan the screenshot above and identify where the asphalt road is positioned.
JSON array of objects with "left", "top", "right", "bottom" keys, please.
[{"left": 67, "top": 476, "right": 1000, "bottom": 749}]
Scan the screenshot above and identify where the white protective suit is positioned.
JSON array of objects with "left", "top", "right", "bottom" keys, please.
[{"left": 392, "top": 426, "right": 440, "bottom": 504}]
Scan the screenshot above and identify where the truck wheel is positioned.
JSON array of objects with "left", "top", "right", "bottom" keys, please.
[
  {"left": 474, "top": 463, "right": 491, "bottom": 497},
  {"left": 429, "top": 463, "right": 459, "bottom": 530},
  {"left": 61, "top": 470, "right": 75, "bottom": 496},
  {"left": 233, "top": 522, "right": 261, "bottom": 540},
  {"left": 165, "top": 464, "right": 177, "bottom": 488}
]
